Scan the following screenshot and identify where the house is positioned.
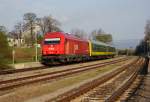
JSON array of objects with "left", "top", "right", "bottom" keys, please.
[{"left": 7, "top": 37, "right": 25, "bottom": 47}]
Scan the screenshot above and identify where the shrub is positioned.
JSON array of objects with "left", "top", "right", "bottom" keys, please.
[{"left": 0, "top": 31, "right": 12, "bottom": 69}]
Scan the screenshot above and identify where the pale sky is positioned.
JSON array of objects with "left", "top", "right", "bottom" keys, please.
[{"left": 0, "top": 0, "right": 150, "bottom": 41}]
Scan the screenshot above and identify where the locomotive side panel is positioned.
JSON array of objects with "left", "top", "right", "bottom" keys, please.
[
  {"left": 81, "top": 41, "right": 89, "bottom": 55},
  {"left": 64, "top": 38, "right": 89, "bottom": 55}
]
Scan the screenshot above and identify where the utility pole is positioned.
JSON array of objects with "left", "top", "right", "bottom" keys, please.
[
  {"left": 35, "top": 31, "right": 38, "bottom": 62},
  {"left": 12, "top": 48, "right": 15, "bottom": 65},
  {"left": 12, "top": 40, "right": 15, "bottom": 65},
  {"left": 126, "top": 49, "right": 129, "bottom": 56},
  {"left": 147, "top": 41, "right": 150, "bottom": 57}
]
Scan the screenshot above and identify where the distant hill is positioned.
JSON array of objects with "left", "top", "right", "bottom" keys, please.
[{"left": 113, "top": 39, "right": 141, "bottom": 49}]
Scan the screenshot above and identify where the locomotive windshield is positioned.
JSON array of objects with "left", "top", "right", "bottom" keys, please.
[{"left": 44, "top": 38, "right": 60, "bottom": 44}]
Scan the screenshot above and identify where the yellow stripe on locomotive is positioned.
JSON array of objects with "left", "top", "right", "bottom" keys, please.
[{"left": 88, "top": 41, "right": 92, "bottom": 56}]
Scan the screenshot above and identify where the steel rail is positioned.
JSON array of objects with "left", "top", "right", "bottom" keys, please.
[
  {"left": 0, "top": 57, "right": 126, "bottom": 75},
  {"left": 0, "top": 58, "right": 128, "bottom": 91},
  {"left": 48, "top": 58, "right": 139, "bottom": 102},
  {"left": 105, "top": 58, "right": 144, "bottom": 102}
]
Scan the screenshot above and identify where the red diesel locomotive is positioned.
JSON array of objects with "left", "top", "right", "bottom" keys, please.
[{"left": 41, "top": 32, "right": 89, "bottom": 63}]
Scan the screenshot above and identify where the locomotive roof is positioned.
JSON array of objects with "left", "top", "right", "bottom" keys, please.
[
  {"left": 64, "top": 33, "right": 88, "bottom": 42},
  {"left": 45, "top": 32, "right": 88, "bottom": 42},
  {"left": 90, "top": 40, "right": 115, "bottom": 48},
  {"left": 45, "top": 32, "right": 115, "bottom": 48}
]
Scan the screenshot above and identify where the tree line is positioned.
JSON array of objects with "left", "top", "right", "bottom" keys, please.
[
  {"left": 7, "top": 12, "right": 113, "bottom": 47},
  {"left": 9, "top": 12, "right": 61, "bottom": 46},
  {"left": 0, "top": 26, "right": 11, "bottom": 69},
  {"left": 71, "top": 28, "right": 112, "bottom": 43},
  {"left": 0, "top": 12, "right": 113, "bottom": 68},
  {"left": 135, "top": 20, "right": 150, "bottom": 56}
]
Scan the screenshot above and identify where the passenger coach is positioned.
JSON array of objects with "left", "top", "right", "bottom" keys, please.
[{"left": 89, "top": 40, "right": 116, "bottom": 58}]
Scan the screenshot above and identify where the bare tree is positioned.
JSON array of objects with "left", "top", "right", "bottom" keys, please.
[
  {"left": 36, "top": 17, "right": 46, "bottom": 35},
  {"left": 71, "top": 28, "right": 87, "bottom": 39},
  {"left": 14, "top": 22, "right": 24, "bottom": 46},
  {"left": 0, "top": 26, "right": 7, "bottom": 33},
  {"left": 36, "top": 15, "right": 61, "bottom": 35},
  {"left": 9, "top": 31, "right": 18, "bottom": 39},
  {"left": 135, "top": 20, "right": 150, "bottom": 55},
  {"left": 90, "top": 29, "right": 112, "bottom": 43},
  {"left": 90, "top": 28, "right": 104, "bottom": 40},
  {"left": 144, "top": 20, "right": 150, "bottom": 41},
  {"left": 90, "top": 30, "right": 97, "bottom": 40},
  {"left": 23, "top": 12, "right": 37, "bottom": 45},
  {"left": 45, "top": 16, "right": 61, "bottom": 32}
]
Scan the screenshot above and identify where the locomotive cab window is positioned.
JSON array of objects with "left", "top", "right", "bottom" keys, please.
[{"left": 44, "top": 38, "right": 61, "bottom": 44}]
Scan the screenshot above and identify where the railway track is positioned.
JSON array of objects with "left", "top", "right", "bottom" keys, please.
[
  {"left": 0, "top": 57, "right": 129, "bottom": 92},
  {"left": 104, "top": 58, "right": 144, "bottom": 102},
  {"left": 121, "top": 58, "right": 150, "bottom": 102},
  {"left": 0, "top": 57, "right": 125, "bottom": 75},
  {"left": 48, "top": 57, "right": 144, "bottom": 102},
  {"left": 0, "top": 66, "right": 48, "bottom": 75}
]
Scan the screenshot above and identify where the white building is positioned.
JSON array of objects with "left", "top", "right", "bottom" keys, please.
[{"left": 7, "top": 37, "right": 25, "bottom": 47}]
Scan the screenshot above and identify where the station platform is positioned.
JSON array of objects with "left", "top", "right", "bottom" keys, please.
[
  {"left": 136, "top": 74, "right": 150, "bottom": 101},
  {"left": 127, "top": 60, "right": 150, "bottom": 102},
  {"left": 10, "top": 62, "right": 44, "bottom": 69}
]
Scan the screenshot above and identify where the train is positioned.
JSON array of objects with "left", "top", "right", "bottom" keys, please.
[{"left": 41, "top": 32, "right": 116, "bottom": 64}]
